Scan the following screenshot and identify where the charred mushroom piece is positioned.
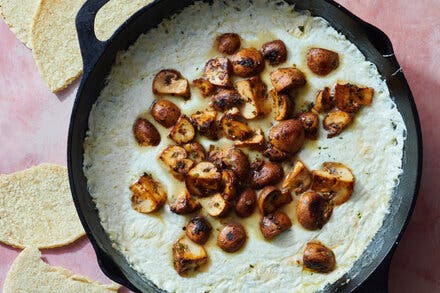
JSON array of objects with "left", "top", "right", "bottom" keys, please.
[
  {"left": 159, "top": 145, "right": 194, "bottom": 181},
  {"left": 186, "top": 215, "right": 212, "bottom": 245},
  {"left": 250, "top": 160, "right": 284, "bottom": 189},
  {"left": 193, "top": 78, "right": 216, "bottom": 97},
  {"left": 296, "top": 191, "right": 333, "bottom": 230},
  {"left": 313, "top": 87, "right": 334, "bottom": 113},
  {"left": 234, "top": 128, "right": 265, "bottom": 150},
  {"left": 216, "top": 33, "right": 241, "bottom": 55},
  {"left": 169, "top": 115, "right": 196, "bottom": 144},
  {"left": 306, "top": 48, "right": 339, "bottom": 76},
  {"left": 221, "top": 169, "right": 239, "bottom": 202},
  {"left": 334, "top": 82, "right": 374, "bottom": 113},
  {"left": 323, "top": 110, "right": 352, "bottom": 138},
  {"left": 269, "top": 119, "right": 305, "bottom": 154},
  {"left": 191, "top": 110, "right": 218, "bottom": 140},
  {"left": 261, "top": 40, "right": 288, "bottom": 66},
  {"left": 303, "top": 241, "right": 336, "bottom": 273},
  {"left": 183, "top": 142, "right": 206, "bottom": 163},
  {"left": 230, "top": 47, "right": 264, "bottom": 77},
  {"left": 298, "top": 111, "right": 319, "bottom": 140},
  {"left": 270, "top": 67, "right": 306, "bottom": 93},
  {"left": 270, "top": 90, "right": 294, "bottom": 121},
  {"left": 217, "top": 223, "right": 247, "bottom": 253},
  {"left": 258, "top": 186, "right": 292, "bottom": 215},
  {"left": 151, "top": 99, "right": 181, "bottom": 128},
  {"left": 282, "top": 160, "right": 312, "bottom": 194},
  {"left": 203, "top": 57, "right": 232, "bottom": 87},
  {"left": 263, "top": 144, "right": 289, "bottom": 162},
  {"left": 133, "top": 118, "right": 161, "bottom": 147},
  {"left": 185, "top": 162, "right": 222, "bottom": 197},
  {"left": 235, "top": 76, "right": 268, "bottom": 120},
  {"left": 220, "top": 109, "right": 253, "bottom": 140},
  {"left": 153, "top": 69, "right": 190, "bottom": 99},
  {"left": 130, "top": 173, "right": 167, "bottom": 214},
  {"left": 173, "top": 236, "right": 208, "bottom": 276},
  {"left": 210, "top": 89, "right": 243, "bottom": 112},
  {"left": 208, "top": 147, "right": 250, "bottom": 179},
  {"left": 203, "top": 193, "right": 231, "bottom": 217},
  {"left": 170, "top": 189, "right": 202, "bottom": 215},
  {"left": 260, "top": 211, "right": 292, "bottom": 239},
  {"left": 235, "top": 188, "right": 257, "bottom": 218}
]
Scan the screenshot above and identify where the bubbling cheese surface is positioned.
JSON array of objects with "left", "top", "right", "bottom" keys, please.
[{"left": 83, "top": 1, "right": 406, "bottom": 292}]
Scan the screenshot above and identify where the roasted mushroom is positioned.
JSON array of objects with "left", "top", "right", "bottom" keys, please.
[
  {"left": 334, "top": 82, "right": 374, "bottom": 113},
  {"left": 303, "top": 241, "right": 336, "bottom": 273},
  {"left": 216, "top": 33, "right": 241, "bottom": 55},
  {"left": 185, "top": 162, "right": 222, "bottom": 197},
  {"left": 230, "top": 47, "right": 264, "bottom": 77},
  {"left": 203, "top": 57, "right": 232, "bottom": 87},
  {"left": 203, "top": 193, "right": 231, "bottom": 217},
  {"left": 234, "top": 128, "right": 265, "bottom": 150},
  {"left": 220, "top": 109, "right": 253, "bottom": 140},
  {"left": 169, "top": 115, "right": 196, "bottom": 144},
  {"left": 270, "top": 89, "right": 294, "bottom": 121},
  {"left": 269, "top": 119, "right": 305, "bottom": 154},
  {"left": 270, "top": 67, "right": 306, "bottom": 93},
  {"left": 221, "top": 169, "right": 239, "bottom": 202},
  {"left": 263, "top": 144, "right": 289, "bottom": 162},
  {"left": 153, "top": 69, "right": 190, "bottom": 99},
  {"left": 235, "top": 188, "right": 257, "bottom": 218},
  {"left": 282, "top": 160, "right": 312, "bottom": 194},
  {"left": 208, "top": 147, "right": 250, "bottom": 180},
  {"left": 260, "top": 211, "right": 292, "bottom": 239},
  {"left": 191, "top": 109, "right": 218, "bottom": 140},
  {"left": 296, "top": 191, "right": 333, "bottom": 230},
  {"left": 261, "top": 40, "right": 288, "bottom": 66},
  {"left": 298, "top": 111, "right": 319, "bottom": 140},
  {"left": 217, "top": 223, "right": 247, "bottom": 253},
  {"left": 193, "top": 78, "right": 216, "bottom": 97},
  {"left": 130, "top": 173, "right": 167, "bottom": 214},
  {"left": 313, "top": 87, "right": 333, "bottom": 113},
  {"left": 151, "top": 99, "right": 181, "bottom": 128},
  {"left": 210, "top": 89, "right": 243, "bottom": 112},
  {"left": 170, "top": 189, "right": 201, "bottom": 215},
  {"left": 306, "top": 48, "right": 339, "bottom": 76},
  {"left": 183, "top": 142, "right": 206, "bottom": 163},
  {"left": 133, "top": 117, "right": 161, "bottom": 147},
  {"left": 323, "top": 110, "right": 352, "bottom": 138},
  {"left": 250, "top": 160, "right": 284, "bottom": 189},
  {"left": 258, "top": 186, "right": 292, "bottom": 215},
  {"left": 236, "top": 76, "right": 269, "bottom": 119},
  {"left": 173, "top": 236, "right": 208, "bottom": 276},
  {"left": 159, "top": 145, "right": 194, "bottom": 181},
  {"left": 186, "top": 215, "right": 212, "bottom": 245}
]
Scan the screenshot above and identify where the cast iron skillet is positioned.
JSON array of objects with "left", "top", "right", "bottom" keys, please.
[{"left": 68, "top": 0, "right": 422, "bottom": 292}]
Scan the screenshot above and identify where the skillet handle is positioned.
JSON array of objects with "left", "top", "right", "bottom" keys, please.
[
  {"left": 359, "top": 20, "right": 395, "bottom": 57},
  {"left": 75, "top": 0, "right": 110, "bottom": 72}
]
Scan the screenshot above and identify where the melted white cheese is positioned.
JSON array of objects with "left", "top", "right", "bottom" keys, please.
[{"left": 83, "top": 1, "right": 406, "bottom": 292}]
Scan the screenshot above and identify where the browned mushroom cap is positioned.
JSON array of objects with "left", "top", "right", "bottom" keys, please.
[
  {"left": 169, "top": 115, "right": 196, "bottom": 144},
  {"left": 269, "top": 119, "right": 305, "bottom": 154},
  {"left": 270, "top": 67, "right": 306, "bottom": 93},
  {"left": 208, "top": 147, "right": 250, "bottom": 179},
  {"left": 183, "top": 142, "right": 206, "bottom": 163},
  {"left": 260, "top": 211, "right": 292, "bottom": 239},
  {"left": 191, "top": 109, "right": 218, "bottom": 140},
  {"left": 298, "top": 111, "right": 319, "bottom": 140},
  {"left": 185, "top": 162, "right": 222, "bottom": 197},
  {"left": 296, "top": 191, "right": 333, "bottom": 230},
  {"left": 250, "top": 160, "right": 284, "bottom": 189},
  {"left": 220, "top": 109, "right": 253, "bottom": 140},
  {"left": 170, "top": 189, "right": 201, "bottom": 215},
  {"left": 203, "top": 193, "right": 231, "bottom": 218},
  {"left": 153, "top": 69, "right": 190, "bottom": 99},
  {"left": 261, "top": 40, "right": 288, "bottom": 66},
  {"left": 313, "top": 87, "right": 333, "bottom": 113},
  {"left": 303, "top": 241, "right": 336, "bottom": 273},
  {"left": 133, "top": 118, "right": 161, "bottom": 147},
  {"left": 334, "top": 82, "right": 374, "bottom": 113},
  {"left": 186, "top": 215, "right": 212, "bottom": 245},
  {"left": 230, "top": 47, "right": 264, "bottom": 78},
  {"left": 151, "top": 99, "right": 181, "bottom": 128},
  {"left": 234, "top": 128, "right": 265, "bottom": 150},
  {"left": 270, "top": 90, "right": 294, "bottom": 121},
  {"left": 221, "top": 169, "right": 239, "bottom": 202},
  {"left": 235, "top": 188, "right": 257, "bottom": 218},
  {"left": 263, "top": 144, "right": 289, "bottom": 162},
  {"left": 323, "top": 110, "right": 352, "bottom": 138},
  {"left": 217, "top": 223, "right": 247, "bottom": 252},
  {"left": 235, "top": 76, "right": 269, "bottom": 120},
  {"left": 193, "top": 78, "right": 216, "bottom": 97},
  {"left": 216, "top": 33, "right": 241, "bottom": 55},
  {"left": 130, "top": 173, "right": 167, "bottom": 214},
  {"left": 306, "top": 48, "right": 339, "bottom": 76},
  {"left": 159, "top": 145, "right": 194, "bottom": 181},
  {"left": 282, "top": 160, "right": 312, "bottom": 194},
  {"left": 203, "top": 57, "right": 232, "bottom": 87},
  {"left": 173, "top": 236, "right": 208, "bottom": 276},
  {"left": 258, "top": 186, "right": 292, "bottom": 215},
  {"left": 210, "top": 89, "right": 243, "bottom": 112}
]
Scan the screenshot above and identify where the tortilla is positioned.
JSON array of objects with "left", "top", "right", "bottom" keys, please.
[
  {"left": 0, "top": 163, "right": 85, "bottom": 248},
  {"left": 3, "top": 247, "right": 119, "bottom": 293},
  {"left": 0, "top": 0, "right": 40, "bottom": 48}
]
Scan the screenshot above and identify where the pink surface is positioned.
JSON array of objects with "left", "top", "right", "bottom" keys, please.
[{"left": 0, "top": 1, "right": 439, "bottom": 292}]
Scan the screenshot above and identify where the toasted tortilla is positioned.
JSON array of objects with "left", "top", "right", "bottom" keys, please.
[
  {"left": 3, "top": 247, "right": 119, "bottom": 293},
  {"left": 0, "top": 163, "right": 85, "bottom": 248}
]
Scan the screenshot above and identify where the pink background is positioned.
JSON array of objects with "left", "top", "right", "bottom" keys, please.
[{"left": 0, "top": 0, "right": 439, "bottom": 291}]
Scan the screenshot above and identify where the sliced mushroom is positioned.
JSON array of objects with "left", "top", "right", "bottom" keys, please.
[
  {"left": 151, "top": 99, "right": 181, "bottom": 128},
  {"left": 258, "top": 186, "right": 292, "bottom": 215},
  {"left": 210, "top": 89, "right": 243, "bottom": 112},
  {"left": 269, "top": 119, "right": 305, "bottom": 154},
  {"left": 260, "top": 211, "right": 292, "bottom": 240},
  {"left": 313, "top": 87, "right": 333, "bottom": 113},
  {"left": 193, "top": 78, "right": 216, "bottom": 97},
  {"left": 298, "top": 111, "right": 319, "bottom": 140},
  {"left": 183, "top": 142, "right": 206, "bottom": 163},
  {"left": 261, "top": 40, "right": 288, "bottom": 66},
  {"left": 170, "top": 189, "right": 201, "bottom": 215},
  {"left": 296, "top": 191, "right": 333, "bottom": 230},
  {"left": 208, "top": 147, "right": 250, "bottom": 179},
  {"left": 169, "top": 115, "right": 196, "bottom": 144},
  {"left": 185, "top": 162, "right": 222, "bottom": 197},
  {"left": 217, "top": 223, "right": 247, "bottom": 252},
  {"left": 270, "top": 67, "right": 306, "bottom": 93},
  {"left": 133, "top": 118, "right": 161, "bottom": 147},
  {"left": 270, "top": 90, "right": 294, "bottom": 121},
  {"left": 173, "top": 236, "right": 208, "bottom": 276},
  {"left": 323, "top": 110, "right": 352, "bottom": 138},
  {"left": 159, "top": 145, "right": 194, "bottom": 181},
  {"left": 216, "top": 33, "right": 241, "bottom": 55},
  {"left": 235, "top": 188, "right": 257, "bottom": 218},
  {"left": 306, "top": 48, "right": 339, "bottom": 76},
  {"left": 234, "top": 128, "right": 265, "bottom": 150},
  {"left": 130, "top": 173, "right": 167, "bottom": 214},
  {"left": 203, "top": 57, "right": 232, "bottom": 87},
  {"left": 186, "top": 215, "right": 212, "bottom": 245},
  {"left": 191, "top": 109, "right": 218, "bottom": 140},
  {"left": 153, "top": 69, "right": 190, "bottom": 99},
  {"left": 230, "top": 47, "right": 264, "bottom": 77},
  {"left": 250, "top": 160, "right": 284, "bottom": 189},
  {"left": 236, "top": 76, "right": 269, "bottom": 120},
  {"left": 334, "top": 82, "right": 374, "bottom": 113},
  {"left": 220, "top": 109, "right": 253, "bottom": 140},
  {"left": 303, "top": 241, "right": 336, "bottom": 273},
  {"left": 263, "top": 144, "right": 289, "bottom": 162},
  {"left": 282, "top": 160, "right": 312, "bottom": 194},
  {"left": 221, "top": 169, "right": 239, "bottom": 202},
  {"left": 203, "top": 193, "right": 231, "bottom": 217}
]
